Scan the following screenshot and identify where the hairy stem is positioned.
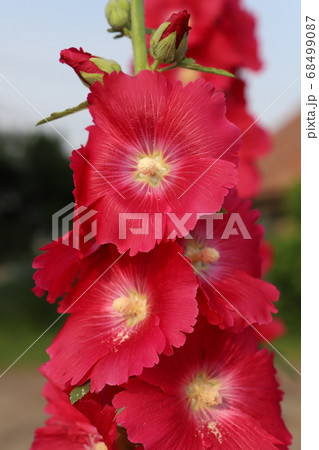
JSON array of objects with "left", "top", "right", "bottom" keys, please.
[
  {"left": 36, "top": 101, "right": 88, "bottom": 126},
  {"left": 131, "top": 0, "right": 148, "bottom": 73}
]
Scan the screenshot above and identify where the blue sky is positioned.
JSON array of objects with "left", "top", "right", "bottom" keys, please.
[{"left": 0, "top": 0, "right": 300, "bottom": 151}]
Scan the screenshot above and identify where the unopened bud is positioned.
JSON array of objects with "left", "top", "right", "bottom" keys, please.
[
  {"left": 105, "top": 0, "right": 130, "bottom": 31},
  {"left": 60, "top": 47, "right": 121, "bottom": 86},
  {"left": 150, "top": 10, "right": 191, "bottom": 64}
]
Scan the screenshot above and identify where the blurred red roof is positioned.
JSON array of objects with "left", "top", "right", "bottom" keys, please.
[{"left": 259, "top": 114, "right": 301, "bottom": 196}]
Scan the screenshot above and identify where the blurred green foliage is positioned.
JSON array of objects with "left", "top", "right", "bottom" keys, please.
[
  {"left": 267, "top": 184, "right": 301, "bottom": 336},
  {"left": 0, "top": 133, "right": 73, "bottom": 261},
  {"left": 248, "top": 183, "right": 301, "bottom": 366},
  {"left": 0, "top": 132, "right": 72, "bottom": 364}
]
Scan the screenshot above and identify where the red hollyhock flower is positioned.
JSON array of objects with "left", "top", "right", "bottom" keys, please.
[
  {"left": 32, "top": 232, "right": 80, "bottom": 303},
  {"left": 113, "top": 319, "right": 292, "bottom": 449},
  {"left": 236, "top": 156, "right": 261, "bottom": 199},
  {"left": 31, "top": 379, "right": 117, "bottom": 449},
  {"left": 32, "top": 217, "right": 99, "bottom": 304},
  {"left": 44, "top": 242, "right": 198, "bottom": 391},
  {"left": 224, "top": 79, "right": 272, "bottom": 198},
  {"left": 72, "top": 70, "right": 240, "bottom": 255},
  {"left": 260, "top": 239, "right": 274, "bottom": 276},
  {"left": 226, "top": 80, "right": 271, "bottom": 160},
  {"left": 159, "top": 74, "right": 271, "bottom": 198},
  {"left": 255, "top": 317, "right": 287, "bottom": 343},
  {"left": 179, "top": 189, "right": 279, "bottom": 331}
]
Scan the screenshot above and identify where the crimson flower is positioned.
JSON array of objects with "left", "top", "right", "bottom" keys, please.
[
  {"left": 72, "top": 70, "right": 240, "bottom": 255},
  {"left": 113, "top": 319, "right": 291, "bottom": 449},
  {"left": 44, "top": 242, "right": 198, "bottom": 391},
  {"left": 260, "top": 240, "right": 274, "bottom": 276},
  {"left": 179, "top": 189, "right": 279, "bottom": 331},
  {"left": 32, "top": 219, "right": 99, "bottom": 304},
  {"left": 152, "top": 74, "right": 271, "bottom": 199},
  {"left": 31, "top": 378, "right": 117, "bottom": 449},
  {"left": 225, "top": 79, "right": 272, "bottom": 198},
  {"left": 255, "top": 318, "right": 287, "bottom": 343}
]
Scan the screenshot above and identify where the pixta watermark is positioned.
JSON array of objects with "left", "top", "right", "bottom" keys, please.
[{"left": 52, "top": 202, "right": 97, "bottom": 249}]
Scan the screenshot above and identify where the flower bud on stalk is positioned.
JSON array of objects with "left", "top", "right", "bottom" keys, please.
[
  {"left": 150, "top": 10, "right": 191, "bottom": 64},
  {"left": 60, "top": 47, "right": 121, "bottom": 86},
  {"left": 105, "top": 0, "right": 130, "bottom": 31}
]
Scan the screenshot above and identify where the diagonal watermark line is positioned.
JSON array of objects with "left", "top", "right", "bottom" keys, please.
[
  {"left": 0, "top": 252, "right": 126, "bottom": 380},
  {"left": 178, "top": 252, "right": 301, "bottom": 376},
  {"left": 0, "top": 71, "right": 125, "bottom": 200},
  {"left": 178, "top": 75, "right": 301, "bottom": 199}
]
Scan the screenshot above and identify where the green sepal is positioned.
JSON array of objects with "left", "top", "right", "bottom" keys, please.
[
  {"left": 178, "top": 60, "right": 235, "bottom": 78},
  {"left": 90, "top": 58, "right": 121, "bottom": 73},
  {"left": 80, "top": 72, "right": 105, "bottom": 85},
  {"left": 116, "top": 407, "right": 126, "bottom": 416},
  {"left": 69, "top": 380, "right": 91, "bottom": 405},
  {"left": 151, "top": 32, "right": 177, "bottom": 64},
  {"left": 36, "top": 101, "right": 88, "bottom": 126},
  {"left": 150, "top": 22, "right": 170, "bottom": 47},
  {"left": 175, "top": 33, "right": 188, "bottom": 63}
]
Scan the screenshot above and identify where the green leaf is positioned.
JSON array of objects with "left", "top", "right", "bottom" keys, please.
[
  {"left": 69, "top": 380, "right": 90, "bottom": 405},
  {"left": 177, "top": 61, "right": 235, "bottom": 78},
  {"left": 36, "top": 101, "right": 88, "bottom": 126}
]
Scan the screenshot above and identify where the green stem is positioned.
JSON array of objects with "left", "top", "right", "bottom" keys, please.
[
  {"left": 150, "top": 59, "right": 160, "bottom": 71},
  {"left": 131, "top": 0, "right": 148, "bottom": 73},
  {"left": 159, "top": 64, "right": 178, "bottom": 73}
]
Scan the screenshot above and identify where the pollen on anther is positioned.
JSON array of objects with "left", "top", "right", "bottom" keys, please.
[
  {"left": 135, "top": 153, "right": 169, "bottom": 187},
  {"left": 112, "top": 291, "right": 148, "bottom": 327}
]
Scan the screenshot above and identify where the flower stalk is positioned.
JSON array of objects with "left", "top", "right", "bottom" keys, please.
[{"left": 131, "top": 0, "right": 148, "bottom": 73}]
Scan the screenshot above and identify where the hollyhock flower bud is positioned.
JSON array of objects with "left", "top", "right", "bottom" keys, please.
[
  {"left": 145, "top": 0, "right": 262, "bottom": 73},
  {"left": 60, "top": 47, "right": 121, "bottom": 86},
  {"left": 105, "top": 0, "right": 130, "bottom": 30},
  {"left": 150, "top": 10, "right": 191, "bottom": 64}
]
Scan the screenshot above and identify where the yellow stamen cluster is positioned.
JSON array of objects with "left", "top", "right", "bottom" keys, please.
[
  {"left": 135, "top": 153, "right": 169, "bottom": 186},
  {"left": 185, "top": 242, "right": 220, "bottom": 271},
  {"left": 94, "top": 443, "right": 108, "bottom": 450},
  {"left": 186, "top": 373, "right": 222, "bottom": 412},
  {"left": 112, "top": 291, "right": 147, "bottom": 327}
]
